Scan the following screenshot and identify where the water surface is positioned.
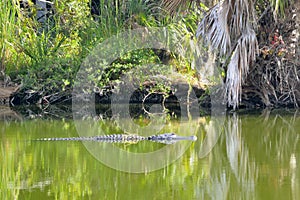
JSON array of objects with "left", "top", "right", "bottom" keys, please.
[{"left": 1, "top": 107, "right": 299, "bottom": 199}]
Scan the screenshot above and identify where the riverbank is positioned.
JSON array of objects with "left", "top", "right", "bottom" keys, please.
[
  {"left": 0, "top": 1, "right": 299, "bottom": 110},
  {"left": 0, "top": 80, "right": 21, "bottom": 105},
  {"left": 1, "top": 77, "right": 299, "bottom": 109}
]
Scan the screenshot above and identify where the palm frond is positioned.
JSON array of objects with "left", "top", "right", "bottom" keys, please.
[
  {"left": 197, "top": 0, "right": 258, "bottom": 108},
  {"left": 196, "top": 2, "right": 232, "bottom": 56},
  {"left": 160, "top": 0, "right": 193, "bottom": 15},
  {"left": 226, "top": 25, "right": 258, "bottom": 108}
]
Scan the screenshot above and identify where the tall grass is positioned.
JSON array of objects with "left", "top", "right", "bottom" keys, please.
[{"left": 0, "top": 0, "right": 20, "bottom": 74}]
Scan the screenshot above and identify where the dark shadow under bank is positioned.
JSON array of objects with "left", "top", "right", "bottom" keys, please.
[
  {"left": 2, "top": 80, "right": 299, "bottom": 120},
  {"left": 6, "top": 103, "right": 210, "bottom": 121},
  {"left": 9, "top": 82, "right": 208, "bottom": 105},
  {"left": 0, "top": 76, "right": 300, "bottom": 113},
  {"left": 2, "top": 103, "right": 299, "bottom": 122},
  {"left": 7, "top": 86, "right": 299, "bottom": 110}
]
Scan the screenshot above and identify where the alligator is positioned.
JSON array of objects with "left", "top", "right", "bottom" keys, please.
[{"left": 35, "top": 133, "right": 197, "bottom": 144}]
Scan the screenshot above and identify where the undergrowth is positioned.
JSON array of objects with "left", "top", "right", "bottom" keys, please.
[{"left": 0, "top": 0, "right": 202, "bottom": 104}]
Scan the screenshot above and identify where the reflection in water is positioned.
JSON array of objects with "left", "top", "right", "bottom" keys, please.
[
  {"left": 196, "top": 110, "right": 299, "bottom": 200},
  {"left": 198, "top": 117, "right": 223, "bottom": 158},
  {"left": 0, "top": 109, "right": 299, "bottom": 199},
  {"left": 225, "top": 113, "right": 257, "bottom": 200}
]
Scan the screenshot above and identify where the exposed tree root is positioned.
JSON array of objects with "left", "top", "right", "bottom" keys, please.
[{"left": 242, "top": 3, "right": 300, "bottom": 108}]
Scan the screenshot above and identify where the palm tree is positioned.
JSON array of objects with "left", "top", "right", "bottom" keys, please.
[
  {"left": 161, "top": 0, "right": 290, "bottom": 109},
  {"left": 162, "top": 0, "right": 258, "bottom": 109},
  {"left": 197, "top": 0, "right": 258, "bottom": 109}
]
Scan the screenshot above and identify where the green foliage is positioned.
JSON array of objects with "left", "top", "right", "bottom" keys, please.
[
  {"left": 0, "top": 0, "right": 207, "bottom": 102},
  {"left": 89, "top": 49, "right": 162, "bottom": 88},
  {"left": 255, "top": 0, "right": 290, "bottom": 17},
  {"left": 21, "top": 58, "right": 78, "bottom": 93},
  {"left": 0, "top": 0, "right": 294, "bottom": 105},
  {"left": 0, "top": 0, "right": 20, "bottom": 72}
]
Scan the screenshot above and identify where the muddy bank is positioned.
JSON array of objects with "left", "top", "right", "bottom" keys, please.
[
  {"left": 5, "top": 80, "right": 299, "bottom": 110},
  {"left": 9, "top": 80, "right": 210, "bottom": 106},
  {"left": 0, "top": 106, "right": 22, "bottom": 121},
  {"left": 5, "top": 81, "right": 213, "bottom": 120},
  {"left": 0, "top": 80, "right": 21, "bottom": 105}
]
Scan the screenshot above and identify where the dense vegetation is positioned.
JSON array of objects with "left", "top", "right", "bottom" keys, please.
[{"left": 0, "top": 0, "right": 299, "bottom": 108}]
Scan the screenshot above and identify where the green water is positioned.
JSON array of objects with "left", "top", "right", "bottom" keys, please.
[{"left": 1, "top": 109, "right": 299, "bottom": 200}]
